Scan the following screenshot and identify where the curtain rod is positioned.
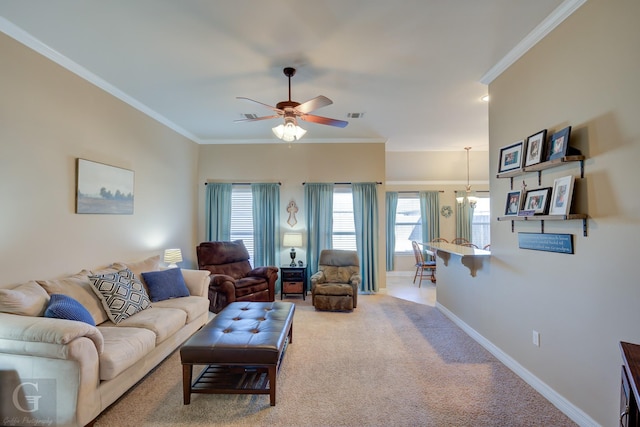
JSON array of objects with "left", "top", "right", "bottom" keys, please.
[
  {"left": 396, "top": 190, "right": 445, "bottom": 193},
  {"left": 204, "top": 182, "right": 281, "bottom": 186},
  {"left": 302, "top": 182, "right": 382, "bottom": 185}
]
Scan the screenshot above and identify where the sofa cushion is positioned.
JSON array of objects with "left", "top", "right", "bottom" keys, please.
[
  {"left": 108, "top": 307, "right": 187, "bottom": 344},
  {"left": 97, "top": 326, "right": 156, "bottom": 380},
  {"left": 0, "top": 281, "right": 50, "bottom": 316},
  {"left": 322, "top": 266, "right": 359, "bottom": 283},
  {"left": 151, "top": 296, "right": 209, "bottom": 324},
  {"left": 313, "top": 283, "right": 354, "bottom": 296},
  {"left": 116, "top": 255, "right": 161, "bottom": 288},
  {"left": 37, "top": 271, "right": 109, "bottom": 325},
  {"left": 141, "top": 268, "right": 190, "bottom": 302},
  {"left": 89, "top": 269, "right": 152, "bottom": 324},
  {"left": 44, "top": 294, "right": 96, "bottom": 326}
]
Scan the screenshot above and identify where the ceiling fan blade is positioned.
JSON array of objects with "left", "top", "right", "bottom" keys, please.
[
  {"left": 236, "top": 97, "right": 280, "bottom": 112},
  {"left": 300, "top": 114, "right": 348, "bottom": 128},
  {"left": 295, "top": 95, "right": 333, "bottom": 114},
  {"left": 234, "top": 115, "right": 280, "bottom": 123}
]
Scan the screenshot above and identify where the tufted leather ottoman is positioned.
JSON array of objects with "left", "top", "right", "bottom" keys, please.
[{"left": 180, "top": 301, "right": 294, "bottom": 406}]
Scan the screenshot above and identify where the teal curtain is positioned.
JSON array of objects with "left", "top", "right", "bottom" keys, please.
[
  {"left": 419, "top": 191, "right": 440, "bottom": 243},
  {"left": 353, "top": 183, "right": 378, "bottom": 293},
  {"left": 385, "top": 192, "right": 398, "bottom": 271},
  {"left": 251, "top": 183, "right": 280, "bottom": 268},
  {"left": 304, "top": 183, "right": 334, "bottom": 280},
  {"left": 205, "top": 183, "right": 232, "bottom": 241},
  {"left": 455, "top": 191, "right": 474, "bottom": 241}
]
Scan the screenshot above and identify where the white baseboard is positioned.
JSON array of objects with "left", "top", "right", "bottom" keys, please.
[{"left": 435, "top": 302, "right": 599, "bottom": 427}]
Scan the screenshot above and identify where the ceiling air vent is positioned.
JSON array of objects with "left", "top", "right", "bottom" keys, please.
[
  {"left": 242, "top": 113, "right": 258, "bottom": 119},
  {"left": 347, "top": 112, "right": 365, "bottom": 119}
]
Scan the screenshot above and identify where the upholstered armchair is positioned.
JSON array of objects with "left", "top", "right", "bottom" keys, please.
[
  {"left": 196, "top": 240, "right": 278, "bottom": 313},
  {"left": 311, "top": 249, "right": 361, "bottom": 311}
]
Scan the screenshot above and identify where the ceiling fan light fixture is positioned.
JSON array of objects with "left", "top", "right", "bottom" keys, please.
[{"left": 272, "top": 118, "right": 306, "bottom": 142}]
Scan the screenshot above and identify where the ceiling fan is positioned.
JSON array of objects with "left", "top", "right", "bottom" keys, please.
[{"left": 235, "top": 67, "right": 348, "bottom": 141}]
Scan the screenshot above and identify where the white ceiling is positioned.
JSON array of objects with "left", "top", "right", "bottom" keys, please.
[{"left": 0, "top": 0, "right": 576, "bottom": 152}]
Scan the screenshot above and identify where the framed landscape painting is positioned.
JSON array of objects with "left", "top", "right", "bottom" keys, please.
[
  {"left": 498, "top": 141, "right": 524, "bottom": 173},
  {"left": 76, "top": 159, "right": 134, "bottom": 214}
]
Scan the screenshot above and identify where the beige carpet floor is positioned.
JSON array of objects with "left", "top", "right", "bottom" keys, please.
[{"left": 94, "top": 294, "right": 576, "bottom": 427}]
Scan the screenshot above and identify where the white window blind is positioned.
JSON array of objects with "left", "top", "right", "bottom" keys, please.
[
  {"left": 332, "top": 188, "right": 356, "bottom": 250},
  {"left": 471, "top": 196, "right": 490, "bottom": 249},
  {"left": 230, "top": 186, "right": 254, "bottom": 262},
  {"left": 394, "top": 194, "right": 422, "bottom": 253}
]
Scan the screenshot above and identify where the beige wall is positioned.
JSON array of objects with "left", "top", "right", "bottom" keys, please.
[
  {"left": 436, "top": 1, "right": 640, "bottom": 425},
  {"left": 197, "top": 142, "right": 387, "bottom": 286},
  {"left": 0, "top": 32, "right": 201, "bottom": 285}
]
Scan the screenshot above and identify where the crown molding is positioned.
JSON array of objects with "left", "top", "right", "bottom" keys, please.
[
  {"left": 480, "top": 0, "right": 587, "bottom": 85},
  {"left": 0, "top": 17, "right": 202, "bottom": 144}
]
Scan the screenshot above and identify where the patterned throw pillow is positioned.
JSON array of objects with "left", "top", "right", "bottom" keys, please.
[
  {"left": 44, "top": 294, "right": 96, "bottom": 326},
  {"left": 89, "top": 269, "right": 151, "bottom": 324}
]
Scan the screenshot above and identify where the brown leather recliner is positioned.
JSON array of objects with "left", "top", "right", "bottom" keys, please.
[{"left": 196, "top": 240, "right": 278, "bottom": 313}]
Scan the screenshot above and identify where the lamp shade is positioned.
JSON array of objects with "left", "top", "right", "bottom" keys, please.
[
  {"left": 282, "top": 233, "right": 303, "bottom": 248},
  {"left": 163, "top": 248, "right": 183, "bottom": 267}
]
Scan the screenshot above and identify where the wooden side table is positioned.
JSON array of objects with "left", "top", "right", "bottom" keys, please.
[{"left": 280, "top": 266, "right": 306, "bottom": 300}]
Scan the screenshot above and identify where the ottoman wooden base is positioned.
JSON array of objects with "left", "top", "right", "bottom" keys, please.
[{"left": 180, "top": 301, "right": 294, "bottom": 406}]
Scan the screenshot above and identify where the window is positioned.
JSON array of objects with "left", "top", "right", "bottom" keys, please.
[
  {"left": 394, "top": 194, "right": 421, "bottom": 253},
  {"left": 230, "top": 186, "right": 254, "bottom": 260},
  {"left": 332, "top": 188, "right": 356, "bottom": 250},
  {"left": 471, "top": 196, "right": 490, "bottom": 249}
]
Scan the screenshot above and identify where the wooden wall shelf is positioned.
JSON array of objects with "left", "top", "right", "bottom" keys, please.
[
  {"left": 497, "top": 214, "right": 588, "bottom": 236},
  {"left": 497, "top": 155, "right": 585, "bottom": 187}
]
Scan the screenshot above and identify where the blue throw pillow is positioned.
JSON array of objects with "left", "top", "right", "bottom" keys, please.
[
  {"left": 141, "top": 268, "right": 190, "bottom": 302},
  {"left": 44, "top": 294, "right": 96, "bottom": 326}
]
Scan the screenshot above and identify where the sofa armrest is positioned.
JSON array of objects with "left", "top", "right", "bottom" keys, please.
[
  {"left": 249, "top": 266, "right": 278, "bottom": 280},
  {"left": 350, "top": 274, "right": 361, "bottom": 308},
  {"left": 349, "top": 273, "right": 362, "bottom": 288},
  {"left": 0, "top": 312, "right": 104, "bottom": 355},
  {"left": 0, "top": 313, "right": 102, "bottom": 427},
  {"left": 180, "top": 268, "right": 210, "bottom": 298},
  {"left": 310, "top": 271, "right": 326, "bottom": 286}
]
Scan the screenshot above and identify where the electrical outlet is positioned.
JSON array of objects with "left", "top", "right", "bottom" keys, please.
[{"left": 532, "top": 330, "right": 540, "bottom": 347}]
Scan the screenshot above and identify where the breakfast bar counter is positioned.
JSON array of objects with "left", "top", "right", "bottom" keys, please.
[{"left": 426, "top": 242, "right": 490, "bottom": 277}]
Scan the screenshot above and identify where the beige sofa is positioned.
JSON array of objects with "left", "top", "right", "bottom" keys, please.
[{"left": 0, "top": 256, "right": 211, "bottom": 427}]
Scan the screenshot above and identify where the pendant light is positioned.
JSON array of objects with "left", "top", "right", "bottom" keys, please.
[{"left": 456, "top": 147, "right": 478, "bottom": 207}]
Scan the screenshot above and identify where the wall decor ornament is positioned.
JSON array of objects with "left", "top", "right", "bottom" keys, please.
[
  {"left": 76, "top": 159, "right": 134, "bottom": 214},
  {"left": 440, "top": 205, "right": 453, "bottom": 218},
  {"left": 286, "top": 200, "right": 298, "bottom": 227}
]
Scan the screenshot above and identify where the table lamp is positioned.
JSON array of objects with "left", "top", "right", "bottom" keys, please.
[
  {"left": 282, "top": 233, "right": 302, "bottom": 267},
  {"left": 163, "top": 248, "right": 183, "bottom": 268}
]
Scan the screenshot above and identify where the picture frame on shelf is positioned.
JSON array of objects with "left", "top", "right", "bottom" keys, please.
[
  {"left": 549, "top": 175, "right": 575, "bottom": 216},
  {"left": 504, "top": 190, "right": 522, "bottom": 216},
  {"left": 522, "top": 187, "right": 552, "bottom": 215},
  {"left": 524, "top": 129, "right": 547, "bottom": 166},
  {"left": 498, "top": 140, "right": 524, "bottom": 173},
  {"left": 547, "top": 126, "right": 572, "bottom": 161}
]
